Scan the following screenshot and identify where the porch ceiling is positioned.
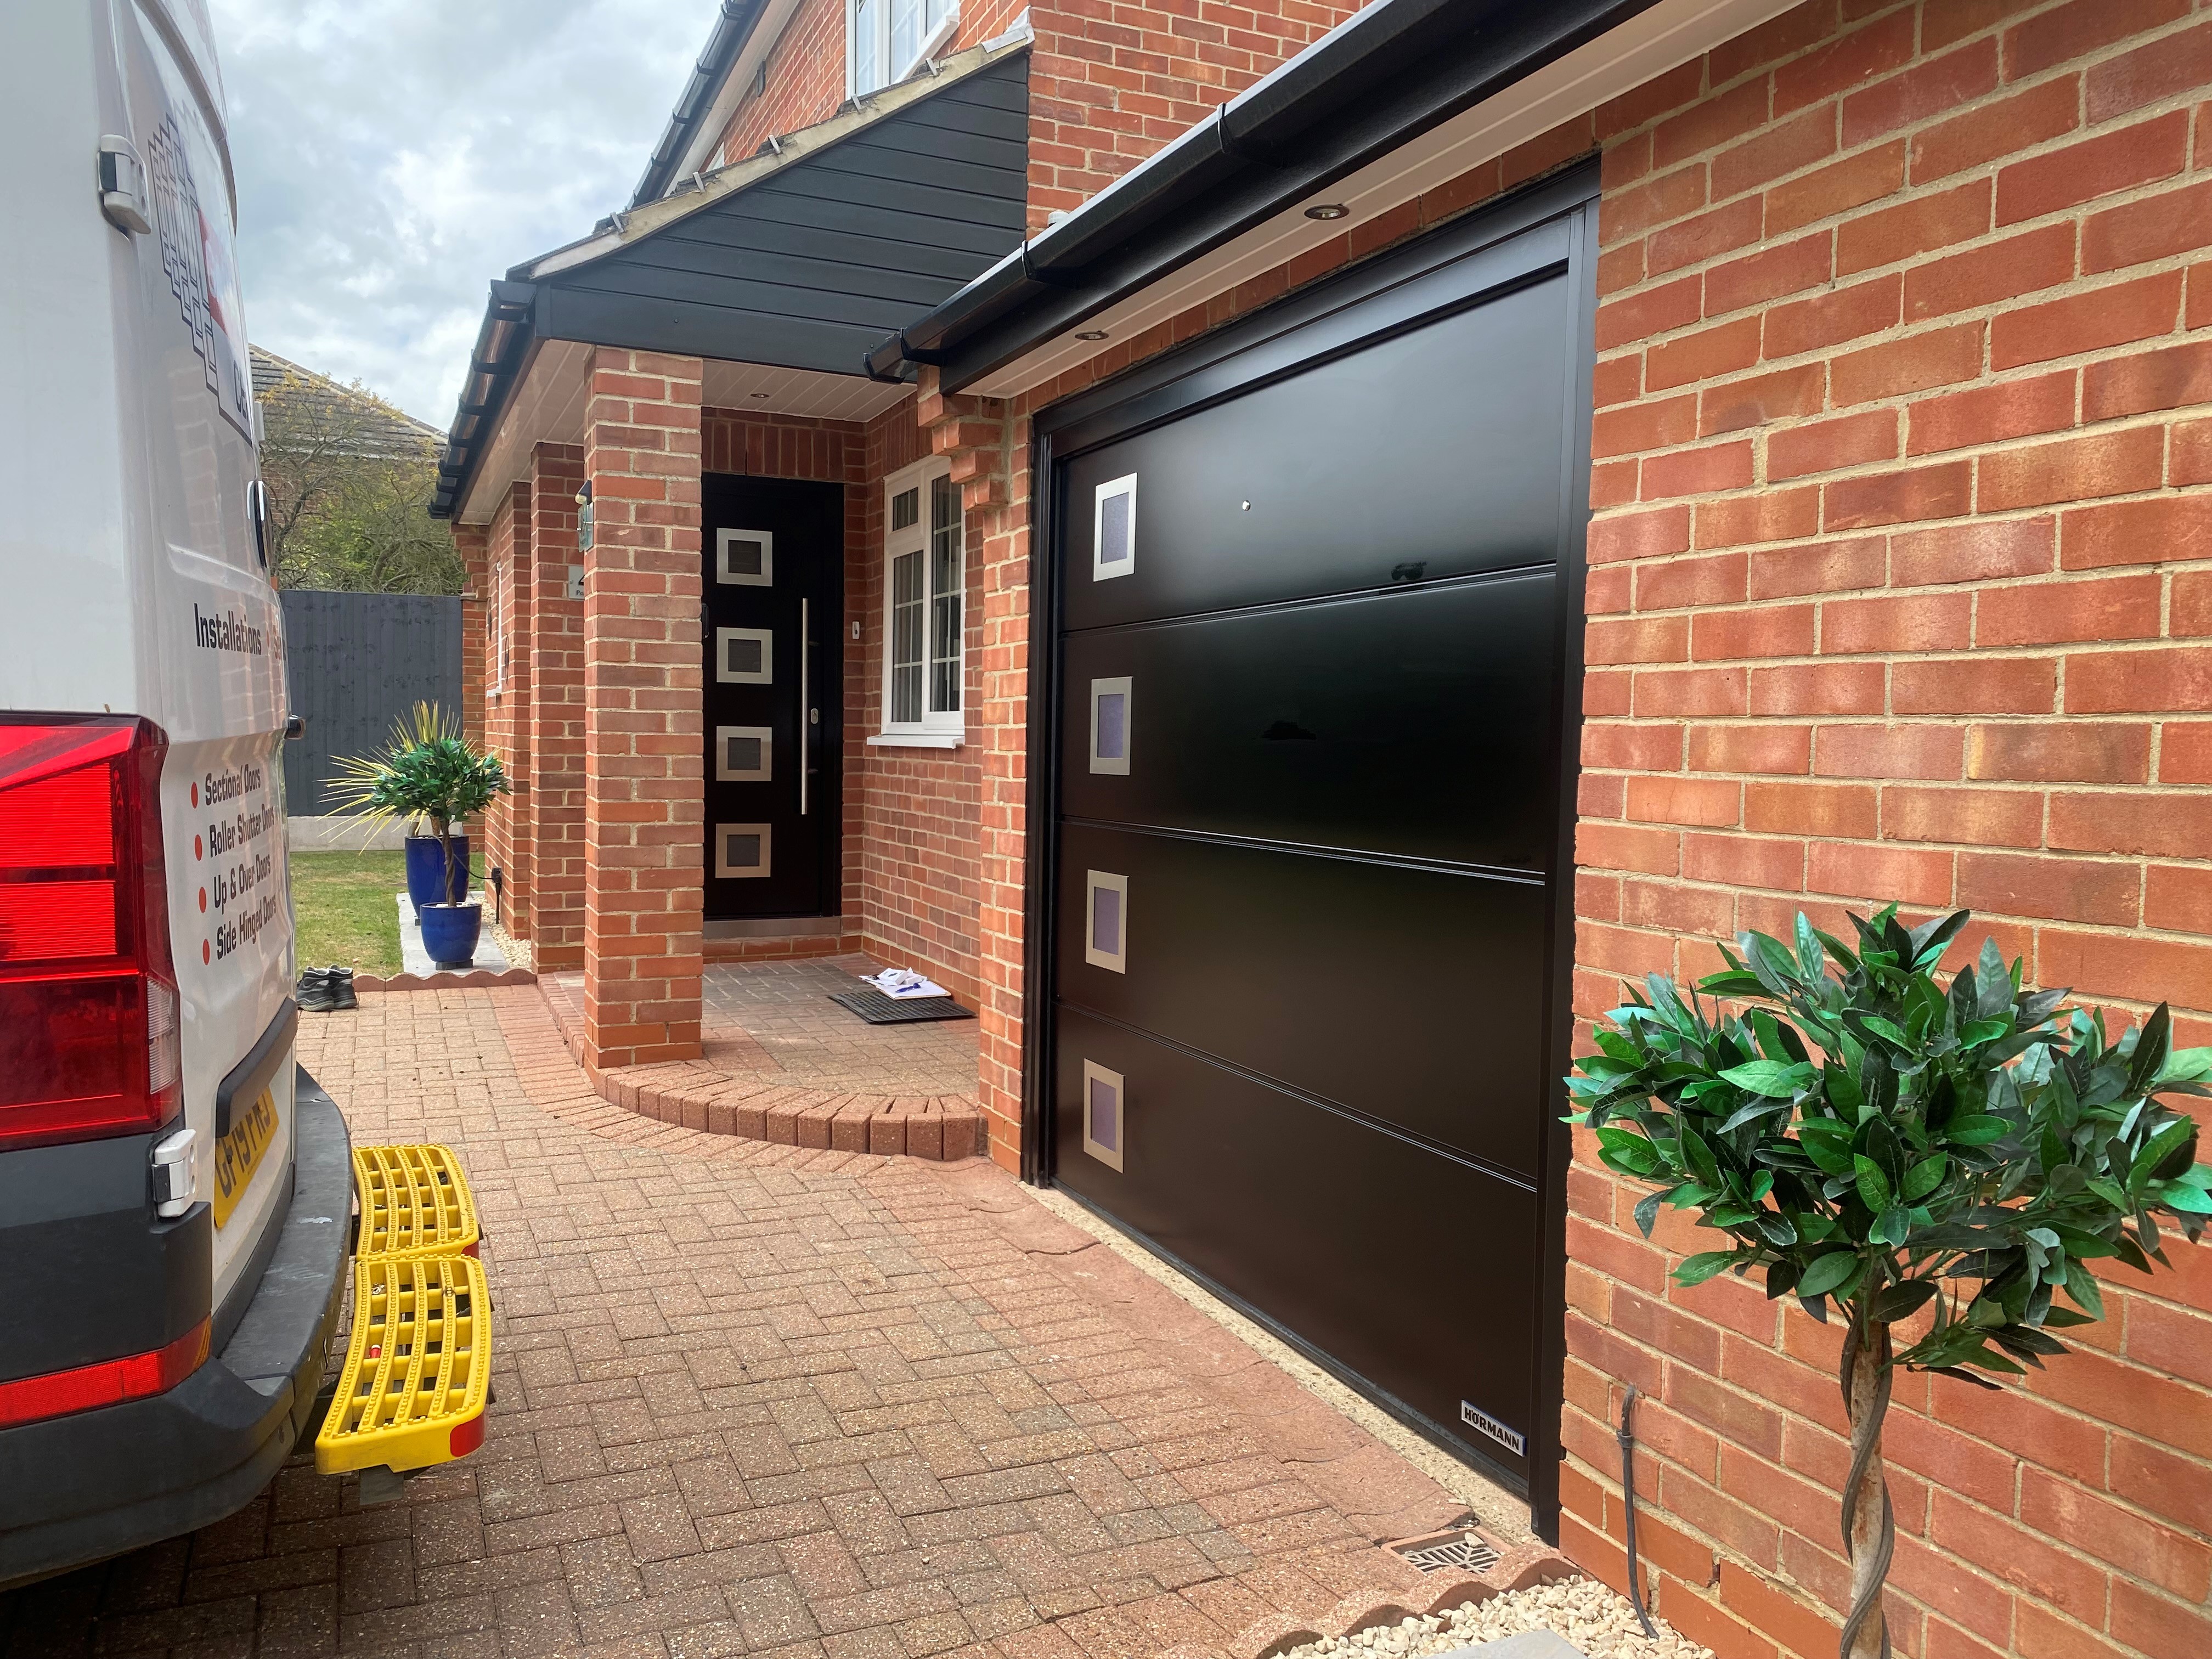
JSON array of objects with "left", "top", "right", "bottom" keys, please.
[{"left": 455, "top": 344, "right": 909, "bottom": 526}]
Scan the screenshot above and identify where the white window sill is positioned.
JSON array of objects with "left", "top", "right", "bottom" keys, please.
[{"left": 868, "top": 732, "right": 964, "bottom": 750}]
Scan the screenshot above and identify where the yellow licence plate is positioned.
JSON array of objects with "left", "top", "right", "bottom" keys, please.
[{"left": 213, "top": 1088, "right": 279, "bottom": 1229}]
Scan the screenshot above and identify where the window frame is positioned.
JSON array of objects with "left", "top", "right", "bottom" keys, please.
[
  {"left": 873, "top": 456, "right": 965, "bottom": 747},
  {"left": 847, "top": 0, "right": 959, "bottom": 98}
]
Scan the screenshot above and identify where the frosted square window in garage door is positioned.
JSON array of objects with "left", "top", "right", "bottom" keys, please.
[
  {"left": 1092, "top": 474, "right": 1136, "bottom": 580},
  {"left": 716, "top": 628, "right": 773, "bottom": 684},
  {"left": 1089, "top": 677, "right": 1131, "bottom": 774},
  {"left": 717, "top": 528, "right": 774, "bottom": 586},
  {"left": 1082, "top": 1060, "right": 1125, "bottom": 1172},
  {"left": 1085, "top": 871, "right": 1127, "bottom": 972},
  {"left": 715, "top": 726, "right": 772, "bottom": 782},
  {"left": 715, "top": 824, "right": 771, "bottom": 879}
]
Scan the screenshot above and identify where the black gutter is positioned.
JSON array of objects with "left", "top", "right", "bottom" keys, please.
[
  {"left": 427, "top": 281, "right": 535, "bottom": 521},
  {"left": 865, "top": 0, "right": 1657, "bottom": 391},
  {"left": 630, "top": 0, "right": 772, "bottom": 209}
]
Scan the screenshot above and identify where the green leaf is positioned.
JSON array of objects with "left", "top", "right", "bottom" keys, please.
[
  {"left": 2126, "top": 1003, "right": 2172, "bottom": 1098},
  {"left": 2061, "top": 1259, "right": 2106, "bottom": 1319},
  {"left": 1854, "top": 1154, "right": 1894, "bottom": 1214},
  {"left": 2132, "top": 1119, "right": 2196, "bottom": 1192},
  {"left": 1720, "top": 1060, "right": 1814, "bottom": 1099},
  {"left": 1675, "top": 1251, "right": 1737, "bottom": 1287},
  {"left": 2159, "top": 1181, "right": 2212, "bottom": 1215},
  {"left": 1596, "top": 1127, "right": 1665, "bottom": 1179},
  {"left": 1948, "top": 1114, "right": 2011, "bottom": 1146},
  {"left": 1902, "top": 1152, "right": 1948, "bottom": 1202},
  {"left": 1871, "top": 1205, "right": 1912, "bottom": 1246},
  {"left": 1798, "top": 1252, "right": 1859, "bottom": 1298}
]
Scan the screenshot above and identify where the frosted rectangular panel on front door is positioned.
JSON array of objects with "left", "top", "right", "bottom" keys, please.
[
  {"left": 1092, "top": 474, "right": 1136, "bottom": 580},
  {"left": 715, "top": 726, "right": 772, "bottom": 782},
  {"left": 716, "top": 627, "right": 773, "bottom": 684},
  {"left": 717, "top": 528, "right": 773, "bottom": 586},
  {"left": 715, "top": 823, "right": 772, "bottom": 879},
  {"left": 1082, "top": 1060, "right": 1125, "bottom": 1172},
  {"left": 1089, "top": 677, "right": 1131, "bottom": 774},
  {"left": 1085, "top": 870, "right": 1127, "bottom": 972}
]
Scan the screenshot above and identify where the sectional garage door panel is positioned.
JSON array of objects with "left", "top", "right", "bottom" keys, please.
[
  {"left": 1058, "top": 273, "right": 1572, "bottom": 634},
  {"left": 1059, "top": 572, "right": 1559, "bottom": 870},
  {"left": 1044, "top": 183, "right": 1592, "bottom": 1493},
  {"left": 1053, "top": 1008, "right": 1539, "bottom": 1483},
  {"left": 1057, "top": 826, "right": 1549, "bottom": 1175}
]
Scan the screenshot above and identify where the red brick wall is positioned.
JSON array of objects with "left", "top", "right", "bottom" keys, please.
[
  {"left": 1025, "top": 0, "right": 1373, "bottom": 230},
  {"left": 855, "top": 397, "right": 985, "bottom": 1009},
  {"left": 1569, "top": 4, "right": 2212, "bottom": 1658}
]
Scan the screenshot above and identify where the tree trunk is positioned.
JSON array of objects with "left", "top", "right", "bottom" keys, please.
[
  {"left": 434, "top": 816, "right": 458, "bottom": 906},
  {"left": 1838, "top": 1312, "right": 1894, "bottom": 1659}
]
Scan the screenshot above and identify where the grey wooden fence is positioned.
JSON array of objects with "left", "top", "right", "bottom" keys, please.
[{"left": 281, "top": 590, "right": 463, "bottom": 814}]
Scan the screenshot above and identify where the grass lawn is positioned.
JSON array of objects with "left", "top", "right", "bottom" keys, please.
[{"left": 290, "top": 850, "right": 405, "bottom": 975}]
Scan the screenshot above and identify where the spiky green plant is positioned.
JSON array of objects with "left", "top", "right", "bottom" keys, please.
[
  {"left": 1567, "top": 906, "right": 2211, "bottom": 1659},
  {"left": 325, "top": 702, "right": 507, "bottom": 905}
]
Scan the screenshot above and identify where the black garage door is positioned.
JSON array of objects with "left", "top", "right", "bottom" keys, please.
[{"left": 1031, "top": 170, "right": 1597, "bottom": 1519}]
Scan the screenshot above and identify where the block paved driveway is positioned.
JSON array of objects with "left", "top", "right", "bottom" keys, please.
[{"left": 0, "top": 986, "right": 1467, "bottom": 1659}]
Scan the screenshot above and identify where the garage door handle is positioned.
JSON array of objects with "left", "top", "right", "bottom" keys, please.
[{"left": 809, "top": 606, "right": 818, "bottom": 827}]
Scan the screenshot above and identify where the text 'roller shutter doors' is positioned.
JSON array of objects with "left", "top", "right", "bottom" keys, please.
[{"left": 1046, "top": 196, "right": 1591, "bottom": 1492}]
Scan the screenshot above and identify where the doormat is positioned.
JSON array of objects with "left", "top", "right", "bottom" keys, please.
[{"left": 828, "top": 988, "right": 977, "bottom": 1025}]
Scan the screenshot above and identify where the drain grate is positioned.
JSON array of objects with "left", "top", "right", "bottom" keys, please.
[
  {"left": 827, "top": 988, "right": 977, "bottom": 1025},
  {"left": 1394, "top": 1532, "right": 1500, "bottom": 1575}
]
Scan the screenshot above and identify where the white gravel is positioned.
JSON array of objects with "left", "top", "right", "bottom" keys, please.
[{"left": 1277, "top": 1576, "right": 1716, "bottom": 1659}]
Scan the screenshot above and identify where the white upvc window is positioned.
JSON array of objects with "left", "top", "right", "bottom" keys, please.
[
  {"left": 487, "top": 559, "right": 506, "bottom": 697},
  {"left": 874, "top": 459, "right": 963, "bottom": 746},
  {"left": 849, "top": 0, "right": 957, "bottom": 97}
]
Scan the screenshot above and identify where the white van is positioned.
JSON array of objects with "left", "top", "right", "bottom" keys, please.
[{"left": 0, "top": 0, "right": 351, "bottom": 1584}]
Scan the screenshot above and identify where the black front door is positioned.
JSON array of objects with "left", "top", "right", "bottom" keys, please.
[
  {"left": 702, "top": 473, "right": 843, "bottom": 919},
  {"left": 1040, "top": 174, "right": 1596, "bottom": 1506}
]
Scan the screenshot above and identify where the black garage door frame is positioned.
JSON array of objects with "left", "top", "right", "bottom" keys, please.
[{"left": 1018, "top": 161, "right": 1600, "bottom": 1540}]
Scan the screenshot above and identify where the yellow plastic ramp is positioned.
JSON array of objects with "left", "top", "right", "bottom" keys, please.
[
  {"left": 353, "top": 1144, "right": 480, "bottom": 1259},
  {"left": 315, "top": 1254, "right": 490, "bottom": 1475}
]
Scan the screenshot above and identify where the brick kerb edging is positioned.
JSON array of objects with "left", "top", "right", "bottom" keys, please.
[
  {"left": 357, "top": 968, "right": 537, "bottom": 992},
  {"left": 535, "top": 976, "right": 985, "bottom": 1161},
  {"left": 1195, "top": 1542, "right": 1582, "bottom": 1659}
]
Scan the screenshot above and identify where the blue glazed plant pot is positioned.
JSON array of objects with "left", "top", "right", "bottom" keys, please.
[
  {"left": 404, "top": 834, "right": 469, "bottom": 915},
  {"left": 419, "top": 902, "right": 482, "bottom": 969}
]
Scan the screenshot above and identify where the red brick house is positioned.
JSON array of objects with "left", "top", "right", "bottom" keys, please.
[{"left": 432, "top": 2, "right": 2212, "bottom": 1656}]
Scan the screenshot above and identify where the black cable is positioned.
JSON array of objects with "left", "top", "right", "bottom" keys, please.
[{"left": 1618, "top": 1384, "right": 1662, "bottom": 1641}]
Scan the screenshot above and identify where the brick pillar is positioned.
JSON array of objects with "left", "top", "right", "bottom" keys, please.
[
  {"left": 530, "top": 443, "right": 588, "bottom": 971},
  {"left": 918, "top": 369, "right": 1024, "bottom": 1171},
  {"left": 580, "top": 349, "right": 704, "bottom": 1069}
]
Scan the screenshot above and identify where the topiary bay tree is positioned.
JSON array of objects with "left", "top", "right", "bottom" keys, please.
[{"left": 1566, "top": 906, "right": 2212, "bottom": 1659}]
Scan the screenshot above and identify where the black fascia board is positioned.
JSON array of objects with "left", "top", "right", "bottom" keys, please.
[
  {"left": 631, "top": 0, "right": 772, "bottom": 210},
  {"left": 873, "top": 0, "right": 1657, "bottom": 391},
  {"left": 427, "top": 280, "right": 536, "bottom": 521}
]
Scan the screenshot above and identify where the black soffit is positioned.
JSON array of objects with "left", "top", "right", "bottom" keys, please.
[
  {"left": 430, "top": 42, "right": 1030, "bottom": 521},
  {"left": 866, "top": 0, "right": 1659, "bottom": 393}
]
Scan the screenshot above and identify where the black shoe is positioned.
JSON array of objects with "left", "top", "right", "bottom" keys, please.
[
  {"left": 326, "top": 966, "right": 359, "bottom": 1012},
  {"left": 296, "top": 968, "right": 334, "bottom": 1013}
]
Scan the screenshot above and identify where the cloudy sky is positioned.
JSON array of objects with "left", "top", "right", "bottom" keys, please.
[{"left": 209, "top": 0, "right": 709, "bottom": 427}]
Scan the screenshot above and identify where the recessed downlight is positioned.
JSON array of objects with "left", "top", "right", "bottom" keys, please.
[
  {"left": 1305, "top": 202, "right": 1350, "bottom": 221},
  {"left": 1075, "top": 329, "right": 1109, "bottom": 341}
]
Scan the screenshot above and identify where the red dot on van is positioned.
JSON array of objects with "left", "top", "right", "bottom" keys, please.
[
  {"left": 199, "top": 889, "right": 206, "bottom": 913},
  {"left": 190, "top": 782, "right": 198, "bottom": 807},
  {"left": 194, "top": 836, "right": 203, "bottom": 860},
  {"left": 201, "top": 940, "right": 211, "bottom": 965}
]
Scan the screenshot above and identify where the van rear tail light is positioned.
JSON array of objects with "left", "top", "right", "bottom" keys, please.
[
  {"left": 0, "top": 1318, "right": 210, "bottom": 1429},
  {"left": 0, "top": 718, "right": 180, "bottom": 1152}
]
